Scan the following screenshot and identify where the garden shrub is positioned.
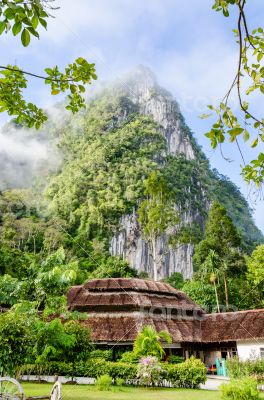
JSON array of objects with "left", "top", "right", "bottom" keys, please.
[
  {"left": 137, "top": 356, "right": 165, "bottom": 386},
  {"left": 116, "top": 378, "right": 125, "bottom": 387},
  {"left": 107, "top": 362, "right": 137, "bottom": 380},
  {"left": 166, "top": 356, "right": 207, "bottom": 388},
  {"left": 89, "top": 349, "right": 113, "bottom": 361},
  {"left": 20, "top": 357, "right": 207, "bottom": 388},
  {"left": 20, "top": 362, "right": 73, "bottom": 377},
  {"left": 226, "top": 357, "right": 264, "bottom": 382},
  {"left": 120, "top": 351, "right": 139, "bottom": 363},
  {"left": 96, "top": 374, "right": 112, "bottom": 391},
  {"left": 220, "top": 377, "right": 260, "bottom": 400},
  {"left": 167, "top": 355, "right": 184, "bottom": 364}
]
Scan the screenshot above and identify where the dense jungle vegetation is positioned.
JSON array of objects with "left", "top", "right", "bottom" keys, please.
[{"left": 0, "top": 87, "right": 263, "bottom": 315}]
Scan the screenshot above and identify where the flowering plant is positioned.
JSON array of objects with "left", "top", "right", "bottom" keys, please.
[{"left": 137, "top": 356, "right": 165, "bottom": 386}]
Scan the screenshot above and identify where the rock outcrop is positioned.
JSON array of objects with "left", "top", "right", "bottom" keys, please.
[{"left": 110, "top": 66, "right": 201, "bottom": 280}]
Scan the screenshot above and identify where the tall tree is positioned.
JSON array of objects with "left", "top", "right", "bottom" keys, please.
[
  {"left": 138, "top": 171, "right": 180, "bottom": 281},
  {"left": 200, "top": 250, "right": 221, "bottom": 313},
  {"left": 193, "top": 202, "right": 245, "bottom": 310},
  {"left": 247, "top": 244, "right": 264, "bottom": 305}
]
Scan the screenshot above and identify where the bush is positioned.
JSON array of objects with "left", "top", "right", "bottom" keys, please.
[
  {"left": 166, "top": 356, "right": 207, "bottom": 388},
  {"left": 20, "top": 357, "right": 207, "bottom": 388},
  {"left": 226, "top": 357, "right": 264, "bottom": 382},
  {"left": 90, "top": 349, "right": 113, "bottom": 361},
  {"left": 96, "top": 374, "right": 112, "bottom": 391},
  {"left": 167, "top": 355, "right": 184, "bottom": 364},
  {"left": 120, "top": 351, "right": 139, "bottom": 363},
  {"left": 220, "top": 377, "right": 259, "bottom": 400},
  {"left": 116, "top": 378, "right": 124, "bottom": 387},
  {"left": 137, "top": 356, "right": 165, "bottom": 386},
  {"left": 20, "top": 362, "right": 73, "bottom": 377}
]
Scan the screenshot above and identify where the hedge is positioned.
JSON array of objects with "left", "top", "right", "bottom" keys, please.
[
  {"left": 20, "top": 357, "right": 206, "bottom": 388},
  {"left": 20, "top": 360, "right": 137, "bottom": 380}
]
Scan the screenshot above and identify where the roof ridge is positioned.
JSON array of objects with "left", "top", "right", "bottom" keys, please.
[{"left": 206, "top": 308, "right": 264, "bottom": 316}]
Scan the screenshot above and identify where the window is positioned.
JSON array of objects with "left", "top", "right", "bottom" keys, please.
[
  {"left": 220, "top": 347, "right": 237, "bottom": 359},
  {"left": 260, "top": 348, "right": 264, "bottom": 359}
]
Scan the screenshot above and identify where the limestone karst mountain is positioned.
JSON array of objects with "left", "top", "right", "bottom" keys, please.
[
  {"left": 1, "top": 66, "right": 262, "bottom": 281},
  {"left": 107, "top": 66, "right": 262, "bottom": 278}
]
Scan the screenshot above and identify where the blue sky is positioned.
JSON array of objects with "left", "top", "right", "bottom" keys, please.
[{"left": 1, "top": 0, "right": 264, "bottom": 232}]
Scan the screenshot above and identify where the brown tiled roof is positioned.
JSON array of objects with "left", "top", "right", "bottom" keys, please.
[{"left": 202, "top": 309, "right": 264, "bottom": 342}]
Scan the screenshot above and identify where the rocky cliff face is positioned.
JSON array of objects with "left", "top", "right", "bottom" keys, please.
[
  {"left": 110, "top": 66, "right": 201, "bottom": 280},
  {"left": 118, "top": 66, "right": 195, "bottom": 160}
]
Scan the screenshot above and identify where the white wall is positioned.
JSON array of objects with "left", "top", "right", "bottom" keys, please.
[{"left": 237, "top": 340, "right": 264, "bottom": 361}]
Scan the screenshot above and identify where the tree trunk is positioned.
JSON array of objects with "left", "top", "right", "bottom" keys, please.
[
  {"left": 223, "top": 272, "right": 229, "bottom": 311},
  {"left": 152, "top": 238, "right": 158, "bottom": 281},
  {"left": 214, "top": 281, "right": 220, "bottom": 313}
]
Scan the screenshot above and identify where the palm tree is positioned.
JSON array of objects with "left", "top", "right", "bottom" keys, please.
[
  {"left": 209, "top": 271, "right": 220, "bottom": 313},
  {"left": 201, "top": 250, "right": 221, "bottom": 313},
  {"left": 133, "top": 325, "right": 172, "bottom": 359}
]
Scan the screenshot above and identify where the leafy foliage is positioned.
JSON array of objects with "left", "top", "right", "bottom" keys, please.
[
  {"left": 96, "top": 374, "right": 113, "bottom": 391},
  {"left": 226, "top": 357, "right": 264, "bottom": 382},
  {"left": 21, "top": 357, "right": 207, "bottom": 388},
  {"left": 0, "top": 308, "right": 92, "bottom": 376},
  {"left": 133, "top": 326, "right": 172, "bottom": 360},
  {"left": 0, "top": 0, "right": 51, "bottom": 44},
  {"left": 183, "top": 202, "right": 263, "bottom": 311},
  {"left": 0, "top": 0, "right": 97, "bottom": 128},
  {"left": 220, "top": 377, "right": 260, "bottom": 400},
  {"left": 204, "top": 1, "right": 264, "bottom": 185}
]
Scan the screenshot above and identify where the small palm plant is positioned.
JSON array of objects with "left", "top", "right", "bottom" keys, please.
[{"left": 133, "top": 325, "right": 172, "bottom": 360}]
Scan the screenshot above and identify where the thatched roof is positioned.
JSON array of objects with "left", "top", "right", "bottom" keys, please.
[
  {"left": 201, "top": 309, "right": 264, "bottom": 342},
  {"left": 81, "top": 314, "right": 203, "bottom": 343},
  {"left": 67, "top": 278, "right": 264, "bottom": 344},
  {"left": 68, "top": 278, "right": 202, "bottom": 313}
]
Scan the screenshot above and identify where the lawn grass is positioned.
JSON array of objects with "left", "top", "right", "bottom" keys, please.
[
  {"left": 22, "top": 382, "right": 222, "bottom": 400},
  {"left": 21, "top": 382, "right": 264, "bottom": 400}
]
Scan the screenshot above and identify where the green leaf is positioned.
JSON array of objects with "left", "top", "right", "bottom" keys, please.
[
  {"left": 251, "top": 138, "right": 259, "bottom": 148},
  {"left": 45, "top": 68, "right": 53, "bottom": 76},
  {"left": 4, "top": 8, "right": 15, "bottom": 19},
  {"left": 51, "top": 89, "right": 60, "bottom": 95},
  {"left": 0, "top": 21, "right": 6, "bottom": 34},
  {"left": 21, "top": 28, "right": 30, "bottom": 46},
  {"left": 243, "top": 130, "right": 250, "bottom": 142},
  {"left": 39, "top": 18, "right": 47, "bottom": 29},
  {"left": 199, "top": 113, "right": 212, "bottom": 119},
  {"left": 31, "top": 15, "right": 39, "bottom": 29},
  {"left": 27, "top": 26, "right": 39, "bottom": 38},
  {"left": 76, "top": 57, "right": 85, "bottom": 65},
  {"left": 228, "top": 127, "right": 244, "bottom": 136},
  {"left": 257, "top": 52, "right": 263, "bottom": 62},
  {"left": 12, "top": 21, "right": 22, "bottom": 36}
]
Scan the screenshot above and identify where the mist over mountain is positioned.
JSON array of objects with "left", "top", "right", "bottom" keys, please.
[
  {"left": 0, "top": 66, "right": 262, "bottom": 280},
  {"left": 0, "top": 124, "right": 60, "bottom": 191}
]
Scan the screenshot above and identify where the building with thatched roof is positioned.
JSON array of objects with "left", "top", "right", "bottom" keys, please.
[{"left": 67, "top": 278, "right": 264, "bottom": 366}]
